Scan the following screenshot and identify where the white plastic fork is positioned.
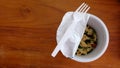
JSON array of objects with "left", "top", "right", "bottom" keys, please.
[
  {"left": 51, "top": 2, "right": 90, "bottom": 57},
  {"left": 75, "top": 2, "right": 90, "bottom": 13}
]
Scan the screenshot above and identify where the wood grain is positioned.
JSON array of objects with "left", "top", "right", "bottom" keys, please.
[{"left": 0, "top": 0, "right": 120, "bottom": 68}]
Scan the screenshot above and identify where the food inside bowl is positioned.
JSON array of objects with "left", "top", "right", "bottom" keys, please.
[{"left": 75, "top": 25, "right": 97, "bottom": 56}]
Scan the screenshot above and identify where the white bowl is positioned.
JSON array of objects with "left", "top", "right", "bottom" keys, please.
[{"left": 72, "top": 13, "right": 109, "bottom": 62}]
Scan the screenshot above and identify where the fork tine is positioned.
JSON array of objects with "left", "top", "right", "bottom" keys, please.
[
  {"left": 75, "top": 2, "right": 90, "bottom": 13},
  {"left": 75, "top": 2, "right": 85, "bottom": 12},
  {"left": 84, "top": 7, "right": 90, "bottom": 13},
  {"left": 78, "top": 3, "right": 87, "bottom": 12},
  {"left": 80, "top": 4, "right": 88, "bottom": 13}
]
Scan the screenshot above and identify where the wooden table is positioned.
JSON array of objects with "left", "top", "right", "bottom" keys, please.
[{"left": 0, "top": 0, "right": 120, "bottom": 68}]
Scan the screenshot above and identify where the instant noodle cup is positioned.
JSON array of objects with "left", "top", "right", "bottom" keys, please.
[{"left": 72, "top": 13, "right": 109, "bottom": 62}]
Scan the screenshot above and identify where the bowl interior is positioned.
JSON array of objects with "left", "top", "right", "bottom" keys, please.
[{"left": 72, "top": 14, "right": 109, "bottom": 62}]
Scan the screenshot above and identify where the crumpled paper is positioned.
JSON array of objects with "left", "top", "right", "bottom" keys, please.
[{"left": 52, "top": 12, "right": 90, "bottom": 58}]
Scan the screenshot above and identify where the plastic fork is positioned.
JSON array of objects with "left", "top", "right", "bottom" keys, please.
[{"left": 51, "top": 2, "right": 90, "bottom": 57}]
